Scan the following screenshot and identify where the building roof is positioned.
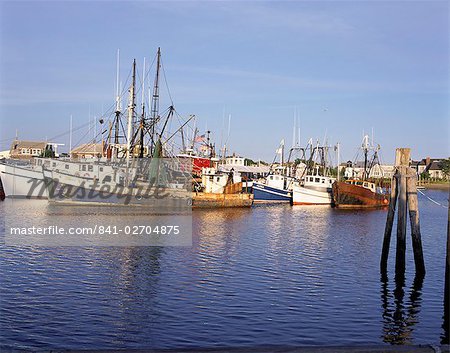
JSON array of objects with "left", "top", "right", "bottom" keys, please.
[
  {"left": 71, "top": 143, "right": 103, "bottom": 154},
  {"left": 219, "top": 165, "right": 270, "bottom": 174},
  {"left": 10, "top": 140, "right": 48, "bottom": 152},
  {"left": 428, "top": 160, "right": 443, "bottom": 171}
]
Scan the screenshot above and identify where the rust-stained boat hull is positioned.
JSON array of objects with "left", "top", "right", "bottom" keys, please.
[
  {"left": 332, "top": 181, "right": 389, "bottom": 208},
  {"left": 192, "top": 192, "right": 253, "bottom": 208}
]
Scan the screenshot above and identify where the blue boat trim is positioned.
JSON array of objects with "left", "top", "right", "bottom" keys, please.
[{"left": 252, "top": 182, "right": 291, "bottom": 203}]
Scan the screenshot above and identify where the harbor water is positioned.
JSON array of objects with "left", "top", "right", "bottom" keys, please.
[{"left": 0, "top": 189, "right": 448, "bottom": 350}]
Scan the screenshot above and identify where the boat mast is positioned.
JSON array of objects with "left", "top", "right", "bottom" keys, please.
[
  {"left": 336, "top": 142, "right": 340, "bottom": 182},
  {"left": 69, "top": 115, "right": 73, "bottom": 157},
  {"left": 362, "top": 134, "right": 369, "bottom": 180},
  {"left": 150, "top": 47, "right": 161, "bottom": 155},
  {"left": 139, "top": 57, "right": 146, "bottom": 158},
  {"left": 114, "top": 49, "right": 121, "bottom": 157},
  {"left": 126, "top": 59, "right": 136, "bottom": 159}
]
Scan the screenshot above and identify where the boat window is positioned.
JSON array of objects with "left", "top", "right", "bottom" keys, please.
[
  {"left": 322, "top": 179, "right": 325, "bottom": 183},
  {"left": 217, "top": 177, "right": 220, "bottom": 182},
  {"left": 82, "top": 165, "right": 86, "bottom": 171},
  {"left": 65, "top": 164, "right": 69, "bottom": 169},
  {"left": 315, "top": 178, "right": 320, "bottom": 183},
  {"left": 357, "top": 181, "right": 363, "bottom": 185},
  {"left": 363, "top": 182, "right": 368, "bottom": 187},
  {"left": 52, "top": 162, "right": 56, "bottom": 167},
  {"left": 99, "top": 167, "right": 103, "bottom": 172},
  {"left": 209, "top": 176, "right": 214, "bottom": 181},
  {"left": 269, "top": 176, "right": 273, "bottom": 180},
  {"left": 88, "top": 165, "right": 93, "bottom": 172},
  {"left": 102, "top": 175, "right": 111, "bottom": 183}
]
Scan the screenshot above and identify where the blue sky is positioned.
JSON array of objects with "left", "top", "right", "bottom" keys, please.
[{"left": 0, "top": 1, "right": 448, "bottom": 163}]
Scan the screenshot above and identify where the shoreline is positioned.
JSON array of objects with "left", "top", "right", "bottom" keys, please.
[{"left": 418, "top": 183, "right": 450, "bottom": 190}]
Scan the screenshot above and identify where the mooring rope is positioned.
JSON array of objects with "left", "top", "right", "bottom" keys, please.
[{"left": 417, "top": 188, "right": 449, "bottom": 209}]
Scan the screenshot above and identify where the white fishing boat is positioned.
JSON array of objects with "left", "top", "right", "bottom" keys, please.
[
  {"left": 291, "top": 141, "right": 336, "bottom": 206},
  {"left": 292, "top": 175, "right": 335, "bottom": 205},
  {"left": 0, "top": 159, "right": 48, "bottom": 198}
]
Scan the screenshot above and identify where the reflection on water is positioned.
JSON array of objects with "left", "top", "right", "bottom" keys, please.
[
  {"left": 0, "top": 196, "right": 448, "bottom": 350},
  {"left": 380, "top": 274, "right": 424, "bottom": 344},
  {"left": 442, "top": 262, "right": 449, "bottom": 345}
]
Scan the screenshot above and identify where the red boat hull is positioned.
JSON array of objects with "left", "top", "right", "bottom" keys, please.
[{"left": 332, "top": 181, "right": 389, "bottom": 208}]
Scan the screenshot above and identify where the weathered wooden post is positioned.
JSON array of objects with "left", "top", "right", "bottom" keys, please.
[
  {"left": 381, "top": 170, "right": 399, "bottom": 273},
  {"left": 406, "top": 168, "right": 425, "bottom": 275},
  {"left": 0, "top": 176, "right": 5, "bottom": 201},
  {"left": 443, "top": 187, "right": 450, "bottom": 344},
  {"left": 396, "top": 163, "right": 408, "bottom": 276},
  {"left": 380, "top": 148, "right": 425, "bottom": 277}
]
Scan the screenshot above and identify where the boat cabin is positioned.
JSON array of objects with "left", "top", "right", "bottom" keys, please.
[
  {"left": 345, "top": 179, "right": 380, "bottom": 193},
  {"left": 201, "top": 167, "right": 241, "bottom": 194},
  {"left": 303, "top": 175, "right": 334, "bottom": 187}
]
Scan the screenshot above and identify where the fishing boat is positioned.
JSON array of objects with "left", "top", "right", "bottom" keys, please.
[
  {"left": 192, "top": 167, "right": 253, "bottom": 208},
  {"left": 291, "top": 141, "right": 336, "bottom": 206},
  {"left": 39, "top": 49, "right": 250, "bottom": 209},
  {"left": 0, "top": 159, "right": 48, "bottom": 198},
  {"left": 252, "top": 140, "right": 296, "bottom": 203},
  {"left": 292, "top": 175, "right": 335, "bottom": 205},
  {"left": 252, "top": 174, "right": 294, "bottom": 203},
  {"left": 332, "top": 135, "right": 389, "bottom": 208}
]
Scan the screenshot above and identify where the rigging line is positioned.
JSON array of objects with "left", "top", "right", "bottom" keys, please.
[
  {"left": 160, "top": 56, "right": 174, "bottom": 105},
  {"left": 417, "top": 188, "right": 448, "bottom": 208},
  {"left": 141, "top": 53, "right": 157, "bottom": 90}
]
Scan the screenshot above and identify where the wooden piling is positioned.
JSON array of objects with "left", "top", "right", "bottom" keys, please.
[
  {"left": 382, "top": 148, "right": 425, "bottom": 278},
  {"left": 443, "top": 187, "right": 450, "bottom": 344},
  {"left": 0, "top": 175, "right": 5, "bottom": 201},
  {"left": 395, "top": 166, "right": 408, "bottom": 277},
  {"left": 381, "top": 172, "right": 399, "bottom": 273},
  {"left": 406, "top": 170, "right": 425, "bottom": 276}
]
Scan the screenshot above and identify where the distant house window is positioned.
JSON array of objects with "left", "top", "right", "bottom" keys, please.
[
  {"left": 52, "top": 162, "right": 56, "bottom": 167},
  {"left": 65, "top": 164, "right": 69, "bottom": 169},
  {"left": 315, "top": 178, "right": 320, "bottom": 183},
  {"left": 88, "top": 165, "right": 93, "bottom": 172},
  {"left": 99, "top": 167, "right": 103, "bottom": 172},
  {"left": 82, "top": 165, "right": 86, "bottom": 171}
]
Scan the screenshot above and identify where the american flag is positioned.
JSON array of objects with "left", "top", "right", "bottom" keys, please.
[{"left": 195, "top": 134, "right": 206, "bottom": 143}]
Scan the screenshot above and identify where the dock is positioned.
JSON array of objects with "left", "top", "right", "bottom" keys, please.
[{"left": 192, "top": 192, "right": 253, "bottom": 208}]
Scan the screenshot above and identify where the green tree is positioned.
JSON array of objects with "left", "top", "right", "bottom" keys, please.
[
  {"left": 420, "top": 171, "right": 430, "bottom": 180},
  {"left": 440, "top": 158, "right": 450, "bottom": 179},
  {"left": 40, "top": 147, "right": 55, "bottom": 158}
]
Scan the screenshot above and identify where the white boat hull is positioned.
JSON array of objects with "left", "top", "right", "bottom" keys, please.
[
  {"left": 0, "top": 163, "right": 47, "bottom": 198},
  {"left": 292, "top": 184, "right": 333, "bottom": 205}
]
